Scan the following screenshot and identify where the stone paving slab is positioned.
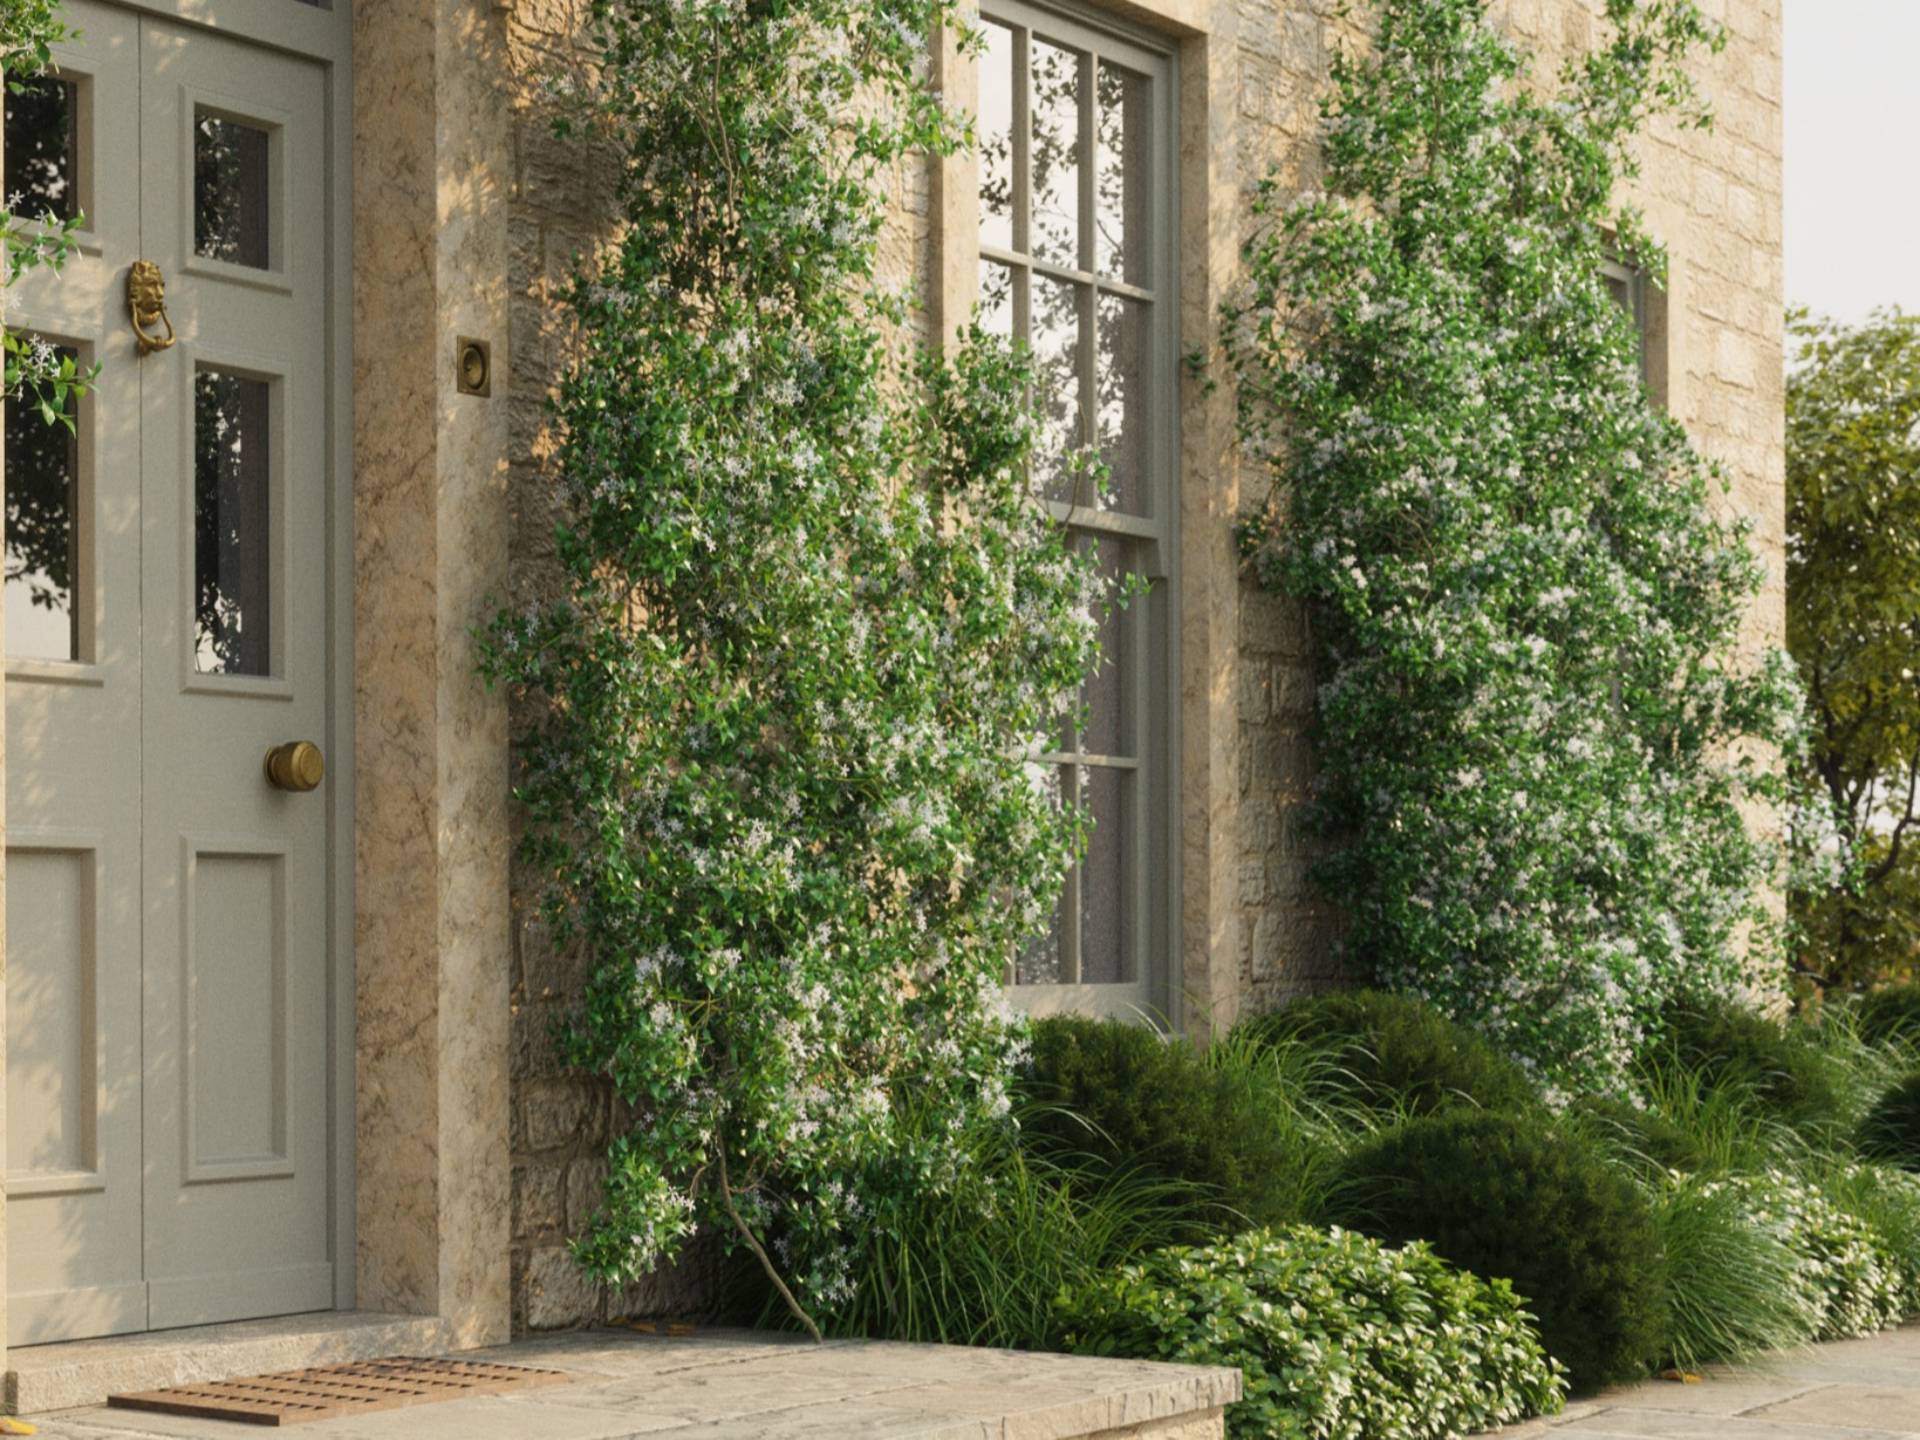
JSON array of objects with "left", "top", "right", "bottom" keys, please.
[
  {"left": 1486, "top": 1323, "right": 1920, "bottom": 1440},
  {"left": 19, "top": 1327, "right": 1240, "bottom": 1440}
]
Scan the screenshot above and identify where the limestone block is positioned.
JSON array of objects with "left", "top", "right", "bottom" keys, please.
[{"left": 523, "top": 1244, "right": 602, "bottom": 1330}]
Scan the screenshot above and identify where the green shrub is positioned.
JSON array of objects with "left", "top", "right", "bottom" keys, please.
[
  {"left": 1856, "top": 985, "right": 1920, "bottom": 1049},
  {"left": 1701, "top": 1171, "right": 1914, "bottom": 1339},
  {"left": 1242, "top": 989, "right": 1538, "bottom": 1118},
  {"left": 1325, "top": 1110, "right": 1670, "bottom": 1392},
  {"left": 1058, "top": 1226, "right": 1567, "bottom": 1440},
  {"left": 1860, "top": 1074, "right": 1920, "bottom": 1170},
  {"left": 1658, "top": 1001, "right": 1848, "bottom": 1139},
  {"left": 1023, "top": 1016, "right": 1301, "bottom": 1227},
  {"left": 1651, "top": 1175, "right": 1812, "bottom": 1369}
]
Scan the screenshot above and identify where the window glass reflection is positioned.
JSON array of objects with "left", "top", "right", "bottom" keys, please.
[
  {"left": 1029, "top": 37, "right": 1081, "bottom": 270},
  {"left": 4, "top": 76, "right": 79, "bottom": 223},
  {"left": 194, "top": 370, "right": 272, "bottom": 675},
  {"left": 195, "top": 113, "right": 270, "bottom": 269},
  {"left": 4, "top": 345, "right": 81, "bottom": 661},
  {"left": 1095, "top": 60, "right": 1149, "bottom": 283}
]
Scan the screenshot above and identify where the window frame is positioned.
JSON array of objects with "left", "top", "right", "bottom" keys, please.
[{"left": 974, "top": 0, "right": 1182, "bottom": 1022}]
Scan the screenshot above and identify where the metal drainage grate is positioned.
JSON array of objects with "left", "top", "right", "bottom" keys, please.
[{"left": 107, "top": 1355, "right": 574, "bottom": 1427}]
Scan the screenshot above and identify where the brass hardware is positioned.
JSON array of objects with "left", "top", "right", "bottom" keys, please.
[
  {"left": 456, "top": 336, "right": 491, "bottom": 397},
  {"left": 127, "top": 260, "right": 177, "bottom": 355},
  {"left": 264, "top": 740, "right": 325, "bottom": 792}
]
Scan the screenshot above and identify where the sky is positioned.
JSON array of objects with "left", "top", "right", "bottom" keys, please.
[{"left": 1782, "top": 0, "right": 1920, "bottom": 325}]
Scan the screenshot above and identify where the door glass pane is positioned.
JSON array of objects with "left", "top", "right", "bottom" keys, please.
[
  {"left": 1079, "top": 764, "right": 1127, "bottom": 983},
  {"left": 1029, "top": 37, "right": 1081, "bottom": 270},
  {"left": 195, "top": 113, "right": 270, "bottom": 269},
  {"left": 1031, "top": 273, "right": 1080, "bottom": 500},
  {"left": 1096, "top": 292, "right": 1149, "bottom": 514},
  {"left": 979, "top": 20, "right": 1015, "bottom": 253},
  {"left": 194, "top": 370, "right": 271, "bottom": 675},
  {"left": 1094, "top": 60, "right": 1150, "bottom": 285},
  {"left": 5, "top": 76, "right": 79, "bottom": 223},
  {"left": 5, "top": 348, "right": 81, "bottom": 661}
]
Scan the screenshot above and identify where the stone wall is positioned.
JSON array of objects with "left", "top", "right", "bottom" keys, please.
[{"left": 497, "top": 0, "right": 1784, "bottom": 1328}]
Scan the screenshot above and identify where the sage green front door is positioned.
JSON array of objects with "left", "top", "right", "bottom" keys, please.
[{"left": 4, "top": 0, "right": 336, "bottom": 1345}]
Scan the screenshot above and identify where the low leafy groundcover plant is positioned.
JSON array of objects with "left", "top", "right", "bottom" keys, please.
[
  {"left": 1701, "top": 1171, "right": 1915, "bottom": 1340},
  {"left": 1024, "top": 1015, "right": 1303, "bottom": 1228},
  {"left": 1819, "top": 1162, "right": 1920, "bottom": 1307},
  {"left": 1859, "top": 1074, "right": 1920, "bottom": 1170},
  {"left": 1242, "top": 989, "right": 1538, "bottom": 1118},
  {"left": 1326, "top": 1110, "right": 1670, "bottom": 1392},
  {"left": 1059, "top": 1226, "right": 1566, "bottom": 1440}
]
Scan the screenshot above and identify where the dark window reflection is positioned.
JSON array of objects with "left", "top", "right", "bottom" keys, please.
[
  {"left": 5, "top": 345, "right": 81, "bottom": 661},
  {"left": 195, "top": 113, "right": 270, "bottom": 269},
  {"left": 5, "top": 76, "right": 79, "bottom": 223},
  {"left": 1079, "top": 765, "right": 1127, "bottom": 983},
  {"left": 194, "top": 370, "right": 271, "bottom": 675}
]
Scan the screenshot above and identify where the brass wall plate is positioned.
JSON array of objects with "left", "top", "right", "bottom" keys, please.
[{"left": 456, "top": 336, "right": 492, "bottom": 397}]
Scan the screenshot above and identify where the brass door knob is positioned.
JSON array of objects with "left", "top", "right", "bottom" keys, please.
[{"left": 264, "top": 740, "right": 325, "bottom": 792}]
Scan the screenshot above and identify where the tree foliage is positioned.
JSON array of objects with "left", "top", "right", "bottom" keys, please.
[
  {"left": 1225, "top": 0, "right": 1809, "bottom": 1091},
  {"left": 479, "top": 0, "right": 1104, "bottom": 1332},
  {"left": 1788, "top": 310, "right": 1920, "bottom": 989}
]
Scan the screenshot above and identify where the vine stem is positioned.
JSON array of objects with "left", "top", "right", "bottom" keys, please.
[{"left": 716, "top": 1147, "right": 823, "bottom": 1343}]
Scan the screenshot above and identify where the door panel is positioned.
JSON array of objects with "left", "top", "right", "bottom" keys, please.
[
  {"left": 4, "top": 0, "right": 149, "bottom": 1346},
  {"left": 137, "top": 16, "right": 331, "bottom": 1330},
  {"left": 4, "top": 0, "right": 337, "bottom": 1344}
]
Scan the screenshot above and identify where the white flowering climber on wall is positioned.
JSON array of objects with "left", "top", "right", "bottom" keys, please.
[
  {"left": 1227, "top": 0, "right": 1817, "bottom": 1093},
  {"left": 481, "top": 0, "right": 1103, "bottom": 1333}
]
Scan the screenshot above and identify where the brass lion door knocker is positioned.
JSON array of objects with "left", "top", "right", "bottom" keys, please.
[{"left": 127, "top": 260, "right": 177, "bottom": 354}]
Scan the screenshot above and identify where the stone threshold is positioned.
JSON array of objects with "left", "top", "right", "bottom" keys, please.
[
  {"left": 21, "top": 1327, "right": 1241, "bottom": 1439},
  {"left": 6, "top": 1311, "right": 451, "bottom": 1415}
]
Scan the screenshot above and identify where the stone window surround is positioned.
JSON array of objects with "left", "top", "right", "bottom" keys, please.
[{"left": 940, "top": 0, "right": 1253, "bottom": 1037}]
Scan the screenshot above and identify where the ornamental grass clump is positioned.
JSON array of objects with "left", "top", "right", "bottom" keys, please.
[
  {"left": 482, "top": 0, "right": 1104, "bottom": 1331},
  {"left": 1058, "top": 1226, "right": 1567, "bottom": 1440},
  {"left": 1648, "top": 1174, "right": 1811, "bottom": 1370},
  {"left": 1225, "top": 0, "right": 1813, "bottom": 1091},
  {"left": 1656, "top": 1001, "right": 1849, "bottom": 1142}
]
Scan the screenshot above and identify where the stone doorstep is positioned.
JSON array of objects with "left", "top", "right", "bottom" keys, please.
[
  {"left": 5, "top": 1311, "right": 452, "bottom": 1415},
  {"left": 16, "top": 1327, "right": 1242, "bottom": 1440}
]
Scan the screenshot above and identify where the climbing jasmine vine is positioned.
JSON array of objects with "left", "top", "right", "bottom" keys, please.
[
  {"left": 1226, "top": 0, "right": 1818, "bottom": 1092},
  {"left": 481, "top": 0, "right": 1101, "bottom": 1331}
]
